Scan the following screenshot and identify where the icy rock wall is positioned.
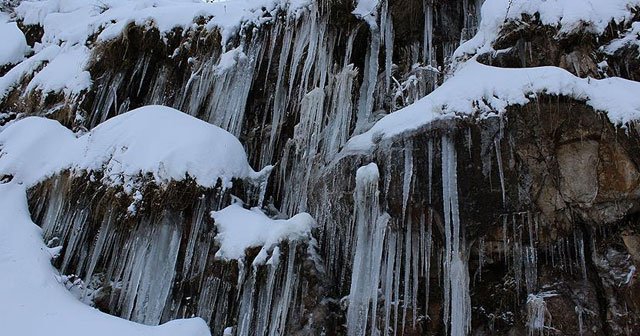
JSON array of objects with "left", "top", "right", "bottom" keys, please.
[
  {"left": 26, "top": 172, "right": 322, "bottom": 336},
  {"left": 312, "top": 96, "right": 640, "bottom": 334},
  {"left": 7, "top": 0, "right": 640, "bottom": 335}
]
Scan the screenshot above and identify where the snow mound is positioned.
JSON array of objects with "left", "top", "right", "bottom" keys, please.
[
  {"left": 0, "top": 105, "right": 267, "bottom": 189},
  {"left": 25, "top": 45, "right": 92, "bottom": 95},
  {"left": 76, "top": 105, "right": 263, "bottom": 189},
  {"left": 0, "top": 183, "right": 211, "bottom": 336},
  {"left": 0, "top": 18, "right": 28, "bottom": 66},
  {"left": 456, "top": 0, "right": 640, "bottom": 58},
  {"left": 211, "top": 202, "right": 315, "bottom": 262},
  {"left": 346, "top": 60, "right": 640, "bottom": 151},
  {"left": 0, "top": 116, "right": 77, "bottom": 186}
]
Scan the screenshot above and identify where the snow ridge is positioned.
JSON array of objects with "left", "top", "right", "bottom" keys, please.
[
  {"left": 347, "top": 59, "right": 640, "bottom": 152},
  {"left": 0, "top": 105, "right": 268, "bottom": 189},
  {"left": 456, "top": 0, "right": 640, "bottom": 58}
]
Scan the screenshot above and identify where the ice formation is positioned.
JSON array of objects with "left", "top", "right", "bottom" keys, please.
[
  {"left": 441, "top": 135, "right": 471, "bottom": 336},
  {"left": 2, "top": 0, "right": 640, "bottom": 334},
  {"left": 0, "top": 183, "right": 211, "bottom": 336},
  {"left": 346, "top": 163, "right": 389, "bottom": 335}
]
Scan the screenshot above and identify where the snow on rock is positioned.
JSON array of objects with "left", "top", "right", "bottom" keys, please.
[
  {"left": 2, "top": 0, "right": 312, "bottom": 101},
  {"left": 75, "top": 105, "right": 265, "bottom": 189},
  {"left": 0, "top": 116, "right": 77, "bottom": 186},
  {"left": 0, "top": 15, "right": 28, "bottom": 66},
  {"left": 603, "top": 21, "right": 640, "bottom": 55},
  {"left": 352, "top": 0, "right": 380, "bottom": 28},
  {"left": 0, "top": 183, "right": 211, "bottom": 336},
  {"left": 346, "top": 60, "right": 640, "bottom": 152},
  {"left": 25, "top": 45, "right": 92, "bottom": 95},
  {"left": 456, "top": 0, "right": 640, "bottom": 58},
  {"left": 211, "top": 202, "right": 315, "bottom": 262},
  {"left": 0, "top": 105, "right": 268, "bottom": 189},
  {"left": 15, "top": 0, "right": 303, "bottom": 47}
]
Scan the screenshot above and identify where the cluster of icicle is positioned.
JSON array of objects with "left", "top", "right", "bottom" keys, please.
[
  {"left": 28, "top": 0, "right": 490, "bottom": 335},
  {"left": 343, "top": 135, "right": 471, "bottom": 335},
  {"left": 31, "top": 174, "right": 307, "bottom": 336}
]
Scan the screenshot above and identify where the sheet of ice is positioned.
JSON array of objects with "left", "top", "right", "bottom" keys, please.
[
  {"left": 0, "top": 183, "right": 211, "bottom": 336},
  {"left": 456, "top": 0, "right": 640, "bottom": 58},
  {"left": 346, "top": 60, "right": 640, "bottom": 151},
  {"left": 0, "top": 105, "right": 267, "bottom": 189},
  {"left": 0, "top": 18, "right": 28, "bottom": 66},
  {"left": 211, "top": 202, "right": 315, "bottom": 261}
]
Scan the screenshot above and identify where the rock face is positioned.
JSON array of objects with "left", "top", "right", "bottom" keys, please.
[{"left": 2, "top": 0, "right": 640, "bottom": 335}]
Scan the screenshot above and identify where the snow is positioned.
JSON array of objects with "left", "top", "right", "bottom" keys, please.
[
  {"left": 455, "top": 0, "right": 640, "bottom": 58},
  {"left": 0, "top": 182, "right": 211, "bottom": 336},
  {"left": 603, "top": 21, "right": 640, "bottom": 55},
  {"left": 0, "top": 105, "right": 268, "bottom": 189},
  {"left": 216, "top": 47, "right": 248, "bottom": 75},
  {"left": 352, "top": 0, "right": 380, "bottom": 28},
  {"left": 211, "top": 202, "right": 315, "bottom": 261},
  {"left": 0, "top": 116, "right": 76, "bottom": 186},
  {"left": 15, "top": 0, "right": 305, "bottom": 47},
  {"left": 2, "top": 0, "right": 312, "bottom": 101},
  {"left": 25, "top": 45, "right": 92, "bottom": 95},
  {"left": 0, "top": 17, "right": 28, "bottom": 66},
  {"left": 345, "top": 60, "right": 640, "bottom": 151}
]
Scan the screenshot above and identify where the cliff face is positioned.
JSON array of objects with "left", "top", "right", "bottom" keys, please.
[{"left": 1, "top": 0, "right": 640, "bottom": 335}]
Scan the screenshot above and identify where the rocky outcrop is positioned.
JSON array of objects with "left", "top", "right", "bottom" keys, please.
[{"left": 2, "top": 0, "right": 640, "bottom": 335}]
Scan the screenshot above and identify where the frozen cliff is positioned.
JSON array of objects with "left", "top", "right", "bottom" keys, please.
[{"left": 2, "top": 0, "right": 640, "bottom": 335}]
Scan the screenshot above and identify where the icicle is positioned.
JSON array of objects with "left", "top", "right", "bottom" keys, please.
[
  {"left": 255, "top": 247, "right": 280, "bottom": 335},
  {"left": 401, "top": 217, "right": 412, "bottom": 333},
  {"left": 428, "top": 139, "right": 434, "bottom": 202},
  {"left": 269, "top": 241, "right": 298, "bottom": 336},
  {"left": 423, "top": 0, "right": 434, "bottom": 65},
  {"left": 117, "top": 212, "right": 182, "bottom": 325},
  {"left": 495, "top": 139, "right": 506, "bottom": 207},
  {"left": 578, "top": 231, "right": 588, "bottom": 280},
  {"left": 513, "top": 215, "right": 523, "bottom": 294},
  {"left": 381, "top": 0, "right": 394, "bottom": 91},
  {"left": 280, "top": 88, "right": 325, "bottom": 214},
  {"left": 502, "top": 215, "right": 509, "bottom": 264},
  {"left": 354, "top": 1, "right": 382, "bottom": 132},
  {"left": 347, "top": 163, "right": 389, "bottom": 336},
  {"left": 411, "top": 229, "right": 419, "bottom": 328},
  {"left": 324, "top": 65, "right": 358, "bottom": 158},
  {"left": 441, "top": 135, "right": 471, "bottom": 336},
  {"left": 179, "top": 42, "right": 259, "bottom": 137},
  {"left": 393, "top": 232, "right": 403, "bottom": 336},
  {"left": 237, "top": 268, "right": 257, "bottom": 336},
  {"left": 383, "top": 231, "right": 397, "bottom": 336},
  {"left": 524, "top": 246, "right": 538, "bottom": 294},
  {"left": 423, "top": 212, "right": 433, "bottom": 322},
  {"left": 402, "top": 140, "right": 414, "bottom": 221},
  {"left": 527, "top": 292, "right": 557, "bottom": 336}
]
